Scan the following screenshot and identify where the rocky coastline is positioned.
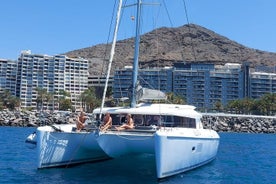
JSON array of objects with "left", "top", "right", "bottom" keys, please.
[
  {"left": 0, "top": 110, "right": 77, "bottom": 127},
  {"left": 202, "top": 114, "right": 276, "bottom": 134},
  {"left": 0, "top": 110, "right": 275, "bottom": 134}
]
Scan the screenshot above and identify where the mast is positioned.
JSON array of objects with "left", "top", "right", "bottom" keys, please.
[
  {"left": 131, "top": 0, "right": 142, "bottom": 108},
  {"left": 99, "top": 0, "right": 123, "bottom": 118}
]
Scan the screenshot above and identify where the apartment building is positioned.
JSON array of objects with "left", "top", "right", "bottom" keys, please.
[
  {"left": 0, "top": 59, "right": 17, "bottom": 96},
  {"left": 88, "top": 75, "right": 113, "bottom": 87},
  {"left": 16, "top": 50, "right": 88, "bottom": 110},
  {"left": 113, "top": 62, "right": 276, "bottom": 111},
  {"left": 173, "top": 63, "right": 213, "bottom": 109},
  {"left": 250, "top": 72, "right": 276, "bottom": 99},
  {"left": 209, "top": 63, "right": 244, "bottom": 108}
]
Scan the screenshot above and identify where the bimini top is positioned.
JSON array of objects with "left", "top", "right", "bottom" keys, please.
[{"left": 93, "top": 103, "right": 202, "bottom": 119}]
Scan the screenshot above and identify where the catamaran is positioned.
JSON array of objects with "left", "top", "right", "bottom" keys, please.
[
  {"left": 25, "top": 0, "right": 219, "bottom": 178},
  {"left": 93, "top": 0, "right": 220, "bottom": 179}
]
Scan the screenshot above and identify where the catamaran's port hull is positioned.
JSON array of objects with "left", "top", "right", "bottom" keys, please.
[{"left": 36, "top": 125, "right": 109, "bottom": 168}]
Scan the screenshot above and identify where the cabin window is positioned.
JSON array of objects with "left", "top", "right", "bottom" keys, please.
[
  {"left": 96, "top": 113, "right": 195, "bottom": 128},
  {"left": 178, "top": 117, "right": 196, "bottom": 128},
  {"left": 161, "top": 116, "right": 174, "bottom": 127},
  {"left": 161, "top": 116, "right": 196, "bottom": 128}
]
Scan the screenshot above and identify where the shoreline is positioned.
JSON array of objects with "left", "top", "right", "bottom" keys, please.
[
  {"left": 0, "top": 110, "right": 275, "bottom": 134},
  {"left": 202, "top": 114, "right": 276, "bottom": 134}
]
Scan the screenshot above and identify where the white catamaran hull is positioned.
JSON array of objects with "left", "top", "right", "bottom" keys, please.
[
  {"left": 155, "top": 129, "right": 220, "bottom": 179},
  {"left": 96, "top": 127, "right": 219, "bottom": 179},
  {"left": 36, "top": 125, "right": 109, "bottom": 168}
]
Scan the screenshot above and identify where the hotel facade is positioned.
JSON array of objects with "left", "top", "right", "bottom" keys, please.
[
  {"left": 113, "top": 63, "right": 276, "bottom": 111},
  {"left": 1, "top": 50, "right": 88, "bottom": 110}
]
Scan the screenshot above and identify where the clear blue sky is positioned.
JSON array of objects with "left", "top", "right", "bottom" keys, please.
[{"left": 1, "top": 0, "right": 276, "bottom": 60}]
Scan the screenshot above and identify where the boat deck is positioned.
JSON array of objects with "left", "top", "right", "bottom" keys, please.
[{"left": 79, "top": 125, "right": 157, "bottom": 134}]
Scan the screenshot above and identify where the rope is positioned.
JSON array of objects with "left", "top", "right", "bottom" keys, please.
[
  {"left": 44, "top": 123, "right": 95, "bottom": 170},
  {"left": 65, "top": 131, "right": 89, "bottom": 168}
]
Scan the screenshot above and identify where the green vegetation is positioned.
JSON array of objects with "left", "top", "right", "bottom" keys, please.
[
  {"left": 56, "top": 90, "right": 72, "bottom": 111},
  {"left": 79, "top": 87, "right": 102, "bottom": 112},
  {"left": 35, "top": 87, "right": 53, "bottom": 111},
  {"left": 224, "top": 93, "right": 276, "bottom": 115},
  {"left": 166, "top": 92, "right": 186, "bottom": 104},
  {"left": 0, "top": 90, "right": 20, "bottom": 110}
]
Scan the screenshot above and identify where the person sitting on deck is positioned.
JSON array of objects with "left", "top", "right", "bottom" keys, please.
[
  {"left": 115, "top": 113, "right": 134, "bottom": 131},
  {"left": 100, "top": 113, "right": 112, "bottom": 131},
  {"left": 76, "top": 111, "right": 87, "bottom": 131}
]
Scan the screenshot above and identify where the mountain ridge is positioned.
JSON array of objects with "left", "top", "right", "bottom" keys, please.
[{"left": 65, "top": 24, "right": 276, "bottom": 75}]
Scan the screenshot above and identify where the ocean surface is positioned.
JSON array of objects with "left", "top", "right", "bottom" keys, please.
[{"left": 0, "top": 127, "right": 275, "bottom": 184}]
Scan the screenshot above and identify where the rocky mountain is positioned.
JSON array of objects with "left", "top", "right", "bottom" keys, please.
[{"left": 65, "top": 24, "right": 276, "bottom": 75}]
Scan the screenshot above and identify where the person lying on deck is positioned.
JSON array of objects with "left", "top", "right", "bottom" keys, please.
[
  {"left": 115, "top": 113, "right": 134, "bottom": 131},
  {"left": 100, "top": 113, "right": 112, "bottom": 131}
]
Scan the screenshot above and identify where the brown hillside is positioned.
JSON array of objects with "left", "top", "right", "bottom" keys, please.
[{"left": 66, "top": 24, "right": 276, "bottom": 75}]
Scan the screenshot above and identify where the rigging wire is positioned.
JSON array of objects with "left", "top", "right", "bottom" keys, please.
[
  {"left": 181, "top": 0, "right": 197, "bottom": 62},
  {"left": 65, "top": 132, "right": 90, "bottom": 168},
  {"left": 100, "top": 1, "right": 117, "bottom": 76},
  {"left": 161, "top": 0, "right": 173, "bottom": 26},
  {"left": 182, "top": 0, "right": 190, "bottom": 24},
  {"left": 153, "top": 0, "right": 197, "bottom": 103}
]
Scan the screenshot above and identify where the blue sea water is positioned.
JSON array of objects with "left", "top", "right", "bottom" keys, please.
[{"left": 0, "top": 127, "right": 275, "bottom": 184}]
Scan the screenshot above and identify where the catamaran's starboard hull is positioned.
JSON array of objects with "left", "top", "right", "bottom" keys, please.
[
  {"left": 155, "top": 129, "right": 220, "bottom": 179},
  {"left": 96, "top": 127, "right": 219, "bottom": 179},
  {"left": 36, "top": 125, "right": 109, "bottom": 168}
]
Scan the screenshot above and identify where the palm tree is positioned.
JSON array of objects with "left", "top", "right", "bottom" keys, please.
[
  {"left": 260, "top": 93, "right": 276, "bottom": 115},
  {"left": 214, "top": 101, "right": 223, "bottom": 112},
  {"left": 240, "top": 98, "right": 254, "bottom": 114},
  {"left": 56, "top": 90, "right": 72, "bottom": 111},
  {"left": 35, "top": 87, "right": 51, "bottom": 111},
  {"left": 227, "top": 100, "right": 242, "bottom": 114},
  {"left": 79, "top": 87, "right": 100, "bottom": 112}
]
